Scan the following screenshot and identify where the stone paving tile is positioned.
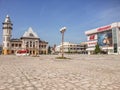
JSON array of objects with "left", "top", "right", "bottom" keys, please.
[{"left": 0, "top": 55, "right": 120, "bottom": 90}]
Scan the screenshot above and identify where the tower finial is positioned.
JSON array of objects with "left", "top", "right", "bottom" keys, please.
[
  {"left": 6, "top": 14, "right": 9, "bottom": 17},
  {"left": 4, "top": 14, "right": 11, "bottom": 23}
]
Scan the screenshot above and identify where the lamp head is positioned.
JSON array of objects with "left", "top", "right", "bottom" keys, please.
[{"left": 60, "top": 27, "right": 67, "bottom": 33}]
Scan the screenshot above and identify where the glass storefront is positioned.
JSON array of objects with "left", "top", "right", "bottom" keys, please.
[{"left": 112, "top": 27, "right": 119, "bottom": 53}]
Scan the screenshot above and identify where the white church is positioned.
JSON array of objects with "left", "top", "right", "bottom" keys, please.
[{"left": 2, "top": 15, "right": 48, "bottom": 55}]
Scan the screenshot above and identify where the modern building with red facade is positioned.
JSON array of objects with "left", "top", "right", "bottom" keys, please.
[{"left": 85, "top": 22, "right": 120, "bottom": 55}]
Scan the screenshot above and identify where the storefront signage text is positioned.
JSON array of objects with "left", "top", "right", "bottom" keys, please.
[{"left": 97, "top": 26, "right": 111, "bottom": 32}]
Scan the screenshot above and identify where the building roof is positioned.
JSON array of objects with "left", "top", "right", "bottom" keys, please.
[
  {"left": 10, "top": 38, "right": 22, "bottom": 42},
  {"left": 85, "top": 22, "right": 120, "bottom": 35},
  {"left": 22, "top": 27, "right": 39, "bottom": 38}
]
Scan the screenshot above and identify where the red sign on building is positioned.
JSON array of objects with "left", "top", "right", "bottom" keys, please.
[
  {"left": 89, "top": 35, "right": 95, "bottom": 40},
  {"left": 97, "top": 26, "right": 111, "bottom": 32}
]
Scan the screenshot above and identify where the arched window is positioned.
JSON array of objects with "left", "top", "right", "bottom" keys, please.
[
  {"left": 30, "top": 41, "right": 32, "bottom": 47},
  {"left": 26, "top": 42, "right": 29, "bottom": 47},
  {"left": 29, "top": 33, "right": 34, "bottom": 37}
]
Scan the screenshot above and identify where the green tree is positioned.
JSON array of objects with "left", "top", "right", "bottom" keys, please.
[{"left": 94, "top": 43, "right": 101, "bottom": 54}]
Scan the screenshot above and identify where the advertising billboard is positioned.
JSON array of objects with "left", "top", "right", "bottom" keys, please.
[{"left": 98, "top": 31, "right": 112, "bottom": 46}]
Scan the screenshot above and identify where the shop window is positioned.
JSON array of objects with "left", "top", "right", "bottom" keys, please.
[{"left": 11, "top": 50, "right": 14, "bottom": 54}]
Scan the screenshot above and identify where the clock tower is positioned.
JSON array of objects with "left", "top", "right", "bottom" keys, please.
[{"left": 2, "top": 15, "right": 13, "bottom": 55}]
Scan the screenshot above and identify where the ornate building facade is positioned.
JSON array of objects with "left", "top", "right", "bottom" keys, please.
[{"left": 2, "top": 15, "right": 48, "bottom": 55}]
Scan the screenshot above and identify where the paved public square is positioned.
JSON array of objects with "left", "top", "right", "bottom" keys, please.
[{"left": 0, "top": 55, "right": 120, "bottom": 90}]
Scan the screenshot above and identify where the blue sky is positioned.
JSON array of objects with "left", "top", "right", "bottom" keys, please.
[{"left": 0, "top": 0, "right": 120, "bottom": 46}]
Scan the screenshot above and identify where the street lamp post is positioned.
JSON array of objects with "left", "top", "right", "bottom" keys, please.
[{"left": 60, "top": 27, "right": 66, "bottom": 58}]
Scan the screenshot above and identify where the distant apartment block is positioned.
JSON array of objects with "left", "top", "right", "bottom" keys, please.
[{"left": 56, "top": 42, "right": 87, "bottom": 54}]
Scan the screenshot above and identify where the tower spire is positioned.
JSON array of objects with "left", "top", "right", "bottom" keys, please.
[
  {"left": 4, "top": 14, "right": 11, "bottom": 23},
  {"left": 6, "top": 14, "right": 9, "bottom": 17}
]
